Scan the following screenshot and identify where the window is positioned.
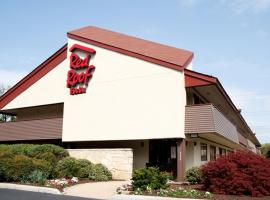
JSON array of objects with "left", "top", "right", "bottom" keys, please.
[
  {"left": 210, "top": 145, "right": 216, "bottom": 161},
  {"left": 219, "top": 147, "right": 226, "bottom": 156},
  {"left": 201, "top": 143, "right": 207, "bottom": 161}
]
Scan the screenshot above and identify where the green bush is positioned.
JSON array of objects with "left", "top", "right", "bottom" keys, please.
[
  {"left": 88, "top": 163, "right": 112, "bottom": 181},
  {"left": 77, "top": 159, "right": 93, "bottom": 178},
  {"left": 0, "top": 144, "right": 34, "bottom": 156},
  {"left": 132, "top": 167, "right": 172, "bottom": 191},
  {"left": 27, "top": 144, "right": 69, "bottom": 160},
  {"left": 261, "top": 143, "right": 270, "bottom": 158},
  {"left": 6, "top": 155, "right": 34, "bottom": 181},
  {"left": 0, "top": 144, "right": 68, "bottom": 181},
  {"left": 32, "top": 159, "right": 51, "bottom": 177},
  {"left": 0, "top": 144, "right": 68, "bottom": 160},
  {"left": 55, "top": 157, "right": 80, "bottom": 178},
  {"left": 184, "top": 167, "right": 202, "bottom": 185},
  {"left": 28, "top": 170, "right": 47, "bottom": 185}
]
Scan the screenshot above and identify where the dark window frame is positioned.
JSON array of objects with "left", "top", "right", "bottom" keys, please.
[{"left": 201, "top": 143, "right": 208, "bottom": 161}]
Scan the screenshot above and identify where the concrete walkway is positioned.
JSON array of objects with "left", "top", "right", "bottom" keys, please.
[{"left": 64, "top": 181, "right": 130, "bottom": 200}]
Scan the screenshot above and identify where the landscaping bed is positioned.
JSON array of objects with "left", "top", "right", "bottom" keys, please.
[{"left": 0, "top": 144, "right": 113, "bottom": 191}]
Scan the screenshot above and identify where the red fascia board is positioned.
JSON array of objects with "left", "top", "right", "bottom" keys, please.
[
  {"left": 184, "top": 69, "right": 217, "bottom": 87},
  {"left": 68, "top": 33, "right": 193, "bottom": 71},
  {"left": 0, "top": 44, "right": 67, "bottom": 109}
]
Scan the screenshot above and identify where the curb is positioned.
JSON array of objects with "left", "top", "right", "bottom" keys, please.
[
  {"left": 111, "top": 194, "right": 204, "bottom": 200},
  {"left": 0, "top": 183, "right": 62, "bottom": 195}
]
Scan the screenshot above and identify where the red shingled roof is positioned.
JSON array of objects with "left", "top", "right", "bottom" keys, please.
[{"left": 68, "top": 26, "right": 193, "bottom": 71}]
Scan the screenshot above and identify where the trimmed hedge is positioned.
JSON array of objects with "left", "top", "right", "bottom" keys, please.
[{"left": 202, "top": 151, "right": 270, "bottom": 197}]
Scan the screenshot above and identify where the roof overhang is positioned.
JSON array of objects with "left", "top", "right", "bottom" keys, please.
[{"left": 184, "top": 69, "right": 261, "bottom": 147}]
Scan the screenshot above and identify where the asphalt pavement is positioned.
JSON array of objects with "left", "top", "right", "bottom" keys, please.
[{"left": 0, "top": 189, "right": 101, "bottom": 200}]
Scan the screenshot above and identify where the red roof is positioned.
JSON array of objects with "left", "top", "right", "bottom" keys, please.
[{"left": 68, "top": 26, "right": 193, "bottom": 71}]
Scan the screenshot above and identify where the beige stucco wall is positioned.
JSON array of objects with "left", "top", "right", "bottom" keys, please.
[{"left": 68, "top": 148, "right": 133, "bottom": 180}]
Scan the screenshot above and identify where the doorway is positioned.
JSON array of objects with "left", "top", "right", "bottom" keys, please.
[{"left": 148, "top": 139, "right": 177, "bottom": 177}]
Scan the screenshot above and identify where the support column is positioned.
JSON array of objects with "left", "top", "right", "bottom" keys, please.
[{"left": 176, "top": 139, "right": 186, "bottom": 182}]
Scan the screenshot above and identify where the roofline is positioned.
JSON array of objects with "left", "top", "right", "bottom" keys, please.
[
  {"left": 184, "top": 69, "right": 260, "bottom": 146},
  {"left": 0, "top": 44, "right": 67, "bottom": 110},
  {"left": 67, "top": 32, "right": 193, "bottom": 72}
]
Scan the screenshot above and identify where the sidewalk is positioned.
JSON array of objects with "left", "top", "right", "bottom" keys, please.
[{"left": 64, "top": 181, "right": 130, "bottom": 200}]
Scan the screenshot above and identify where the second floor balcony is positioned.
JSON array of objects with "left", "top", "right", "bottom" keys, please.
[{"left": 185, "top": 104, "right": 246, "bottom": 149}]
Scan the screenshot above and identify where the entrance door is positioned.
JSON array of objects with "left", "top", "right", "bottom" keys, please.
[{"left": 148, "top": 139, "right": 177, "bottom": 177}]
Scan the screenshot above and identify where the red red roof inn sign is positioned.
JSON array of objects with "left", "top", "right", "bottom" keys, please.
[{"left": 66, "top": 44, "right": 96, "bottom": 95}]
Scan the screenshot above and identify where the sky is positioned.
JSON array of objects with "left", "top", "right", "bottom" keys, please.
[{"left": 0, "top": 0, "right": 269, "bottom": 143}]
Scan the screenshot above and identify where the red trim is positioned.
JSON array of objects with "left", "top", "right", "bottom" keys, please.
[
  {"left": 184, "top": 69, "right": 217, "bottom": 87},
  {"left": 68, "top": 33, "right": 193, "bottom": 71},
  {"left": 69, "top": 44, "right": 96, "bottom": 54},
  {"left": 0, "top": 44, "right": 67, "bottom": 109}
]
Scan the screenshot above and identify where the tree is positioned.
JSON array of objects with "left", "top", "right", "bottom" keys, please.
[
  {"left": 261, "top": 143, "right": 270, "bottom": 159},
  {"left": 0, "top": 84, "right": 14, "bottom": 122}
]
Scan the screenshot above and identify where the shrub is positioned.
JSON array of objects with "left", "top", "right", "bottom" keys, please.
[
  {"left": 184, "top": 167, "right": 202, "bottom": 185},
  {"left": 32, "top": 159, "right": 51, "bottom": 177},
  {"left": 77, "top": 159, "right": 93, "bottom": 178},
  {"left": 202, "top": 151, "right": 270, "bottom": 197},
  {"left": 27, "top": 144, "right": 69, "bottom": 160},
  {"left": 261, "top": 143, "right": 270, "bottom": 159},
  {"left": 132, "top": 167, "right": 172, "bottom": 191},
  {"left": 55, "top": 157, "right": 80, "bottom": 178},
  {"left": 28, "top": 170, "right": 47, "bottom": 185},
  {"left": 88, "top": 163, "right": 112, "bottom": 181},
  {"left": 0, "top": 144, "right": 34, "bottom": 156},
  {"left": 6, "top": 155, "right": 34, "bottom": 181}
]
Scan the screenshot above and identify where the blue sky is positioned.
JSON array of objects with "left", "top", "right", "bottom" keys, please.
[{"left": 0, "top": 0, "right": 269, "bottom": 143}]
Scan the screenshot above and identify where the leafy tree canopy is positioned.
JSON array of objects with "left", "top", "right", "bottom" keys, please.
[{"left": 261, "top": 143, "right": 270, "bottom": 158}]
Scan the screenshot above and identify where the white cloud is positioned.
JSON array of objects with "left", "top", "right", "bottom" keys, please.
[
  {"left": 0, "top": 69, "right": 28, "bottom": 87},
  {"left": 221, "top": 0, "right": 270, "bottom": 14}
]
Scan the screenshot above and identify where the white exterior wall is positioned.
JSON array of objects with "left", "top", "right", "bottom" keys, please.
[
  {"left": 2, "top": 38, "right": 187, "bottom": 142},
  {"left": 185, "top": 138, "right": 232, "bottom": 170},
  {"left": 3, "top": 60, "right": 67, "bottom": 109},
  {"left": 63, "top": 39, "right": 186, "bottom": 141}
]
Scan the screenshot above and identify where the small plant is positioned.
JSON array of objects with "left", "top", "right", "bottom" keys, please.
[
  {"left": 134, "top": 187, "right": 143, "bottom": 195},
  {"left": 184, "top": 166, "right": 202, "bottom": 184},
  {"left": 156, "top": 187, "right": 211, "bottom": 199},
  {"left": 28, "top": 170, "right": 47, "bottom": 185},
  {"left": 132, "top": 167, "right": 172, "bottom": 191}
]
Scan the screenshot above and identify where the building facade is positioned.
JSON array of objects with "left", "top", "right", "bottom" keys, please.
[{"left": 0, "top": 26, "right": 260, "bottom": 180}]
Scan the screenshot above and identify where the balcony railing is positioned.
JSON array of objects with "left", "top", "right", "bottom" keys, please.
[
  {"left": 185, "top": 104, "right": 239, "bottom": 144},
  {"left": 0, "top": 117, "right": 63, "bottom": 141}
]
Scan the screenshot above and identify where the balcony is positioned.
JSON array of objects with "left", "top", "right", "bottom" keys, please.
[
  {"left": 0, "top": 118, "right": 63, "bottom": 141},
  {"left": 185, "top": 104, "right": 241, "bottom": 148}
]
